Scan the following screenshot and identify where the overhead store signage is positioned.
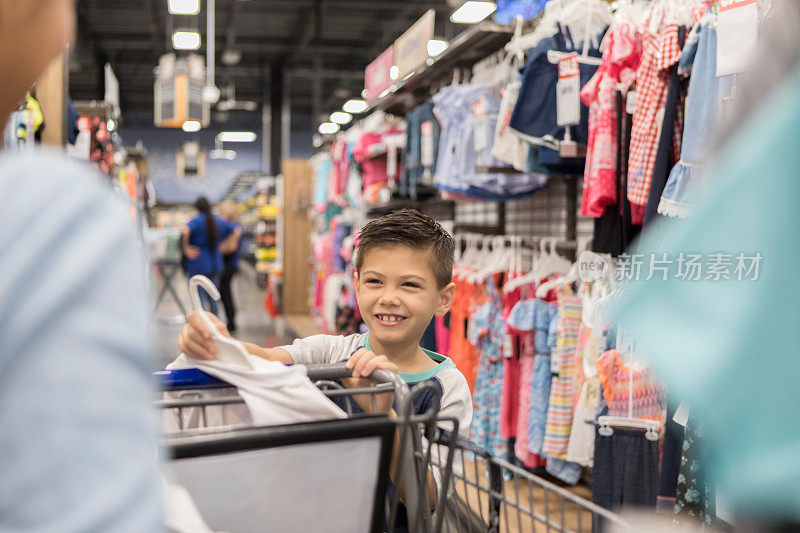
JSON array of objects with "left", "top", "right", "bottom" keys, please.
[
  {"left": 717, "top": 0, "right": 758, "bottom": 76},
  {"left": 364, "top": 45, "right": 395, "bottom": 103},
  {"left": 154, "top": 53, "right": 209, "bottom": 128},
  {"left": 104, "top": 64, "right": 121, "bottom": 120},
  {"left": 556, "top": 53, "right": 580, "bottom": 126},
  {"left": 393, "top": 9, "right": 435, "bottom": 80}
]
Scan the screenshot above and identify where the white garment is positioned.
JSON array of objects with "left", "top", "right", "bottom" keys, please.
[
  {"left": 491, "top": 80, "right": 529, "bottom": 172},
  {"left": 565, "top": 377, "right": 600, "bottom": 467},
  {"left": 164, "top": 354, "right": 345, "bottom": 432}
]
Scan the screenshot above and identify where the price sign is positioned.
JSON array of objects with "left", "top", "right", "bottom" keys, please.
[
  {"left": 556, "top": 53, "right": 580, "bottom": 126},
  {"left": 472, "top": 97, "right": 489, "bottom": 152},
  {"left": 717, "top": 0, "right": 758, "bottom": 76},
  {"left": 420, "top": 120, "right": 434, "bottom": 168}
]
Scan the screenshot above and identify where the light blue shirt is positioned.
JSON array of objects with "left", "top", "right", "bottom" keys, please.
[
  {"left": 0, "top": 151, "right": 161, "bottom": 531},
  {"left": 614, "top": 65, "right": 800, "bottom": 522}
]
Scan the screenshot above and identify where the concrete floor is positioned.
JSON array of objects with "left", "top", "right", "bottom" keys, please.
[{"left": 151, "top": 262, "right": 298, "bottom": 368}]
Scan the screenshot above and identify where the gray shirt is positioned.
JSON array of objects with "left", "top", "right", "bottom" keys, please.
[
  {"left": 278, "top": 332, "right": 472, "bottom": 436},
  {"left": 0, "top": 151, "right": 161, "bottom": 531}
]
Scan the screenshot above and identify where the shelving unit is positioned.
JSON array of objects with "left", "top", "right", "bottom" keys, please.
[{"left": 369, "top": 21, "right": 515, "bottom": 116}]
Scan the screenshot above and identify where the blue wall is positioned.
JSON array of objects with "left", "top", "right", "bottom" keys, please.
[
  {"left": 121, "top": 113, "right": 313, "bottom": 204},
  {"left": 120, "top": 126, "right": 261, "bottom": 204}
]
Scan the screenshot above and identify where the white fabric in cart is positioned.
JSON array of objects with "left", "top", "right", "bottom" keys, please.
[{"left": 165, "top": 353, "right": 345, "bottom": 431}]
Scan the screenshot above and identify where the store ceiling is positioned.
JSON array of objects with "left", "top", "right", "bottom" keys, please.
[{"left": 71, "top": 0, "right": 458, "bottom": 127}]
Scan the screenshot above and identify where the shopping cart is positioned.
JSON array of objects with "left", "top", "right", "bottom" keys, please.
[
  {"left": 426, "top": 431, "right": 633, "bottom": 533},
  {"left": 157, "top": 362, "right": 461, "bottom": 533}
]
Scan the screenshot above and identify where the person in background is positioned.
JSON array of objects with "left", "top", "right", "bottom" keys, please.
[
  {"left": 182, "top": 196, "right": 231, "bottom": 314},
  {"left": 218, "top": 201, "right": 243, "bottom": 332},
  {"left": 0, "top": 0, "right": 160, "bottom": 530}
]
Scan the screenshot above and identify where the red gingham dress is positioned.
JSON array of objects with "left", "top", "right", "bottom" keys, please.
[{"left": 626, "top": 24, "right": 683, "bottom": 220}]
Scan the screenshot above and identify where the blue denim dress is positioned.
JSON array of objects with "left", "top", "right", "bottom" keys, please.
[{"left": 659, "top": 21, "right": 735, "bottom": 217}]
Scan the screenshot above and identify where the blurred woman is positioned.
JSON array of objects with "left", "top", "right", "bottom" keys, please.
[
  {"left": 182, "top": 196, "right": 228, "bottom": 314},
  {"left": 218, "top": 201, "right": 243, "bottom": 332}
]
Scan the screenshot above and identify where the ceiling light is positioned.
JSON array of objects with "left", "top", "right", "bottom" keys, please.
[
  {"left": 361, "top": 89, "right": 368, "bottom": 98},
  {"left": 107, "top": 119, "right": 116, "bottom": 131},
  {"left": 318, "top": 122, "right": 340, "bottom": 135},
  {"left": 172, "top": 31, "right": 201, "bottom": 50},
  {"left": 427, "top": 39, "right": 449, "bottom": 57},
  {"left": 168, "top": 0, "right": 200, "bottom": 15},
  {"left": 330, "top": 111, "right": 352, "bottom": 125},
  {"left": 389, "top": 66, "right": 399, "bottom": 80},
  {"left": 343, "top": 99, "right": 369, "bottom": 114},
  {"left": 450, "top": 1, "right": 497, "bottom": 23},
  {"left": 182, "top": 120, "right": 202, "bottom": 132},
  {"left": 217, "top": 131, "right": 257, "bottom": 142}
]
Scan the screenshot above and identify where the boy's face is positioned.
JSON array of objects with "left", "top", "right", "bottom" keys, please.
[{"left": 355, "top": 245, "right": 455, "bottom": 350}]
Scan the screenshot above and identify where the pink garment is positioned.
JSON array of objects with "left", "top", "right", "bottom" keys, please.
[
  {"left": 351, "top": 128, "right": 404, "bottom": 190},
  {"left": 435, "top": 316, "right": 450, "bottom": 357},
  {"left": 581, "top": 21, "right": 642, "bottom": 218},
  {"left": 499, "top": 284, "right": 522, "bottom": 439},
  {"left": 500, "top": 355, "right": 520, "bottom": 439},
  {"left": 329, "top": 140, "right": 348, "bottom": 199},
  {"left": 514, "top": 335, "right": 545, "bottom": 469}
]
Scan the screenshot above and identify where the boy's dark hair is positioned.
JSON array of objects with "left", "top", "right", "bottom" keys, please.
[{"left": 355, "top": 209, "right": 455, "bottom": 288}]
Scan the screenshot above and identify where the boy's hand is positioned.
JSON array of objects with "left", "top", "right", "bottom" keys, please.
[
  {"left": 177, "top": 311, "right": 231, "bottom": 360},
  {"left": 344, "top": 348, "right": 399, "bottom": 377},
  {"left": 342, "top": 348, "right": 399, "bottom": 414}
]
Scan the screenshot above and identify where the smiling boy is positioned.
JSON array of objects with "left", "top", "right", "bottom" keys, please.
[{"left": 178, "top": 209, "right": 473, "bottom": 494}]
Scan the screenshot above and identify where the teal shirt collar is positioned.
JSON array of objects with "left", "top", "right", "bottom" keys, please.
[{"left": 364, "top": 332, "right": 455, "bottom": 384}]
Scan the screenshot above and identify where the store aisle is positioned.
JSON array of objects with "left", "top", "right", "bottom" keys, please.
[{"left": 152, "top": 263, "right": 297, "bottom": 368}]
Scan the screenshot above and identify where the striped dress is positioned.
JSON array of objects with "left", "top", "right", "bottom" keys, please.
[{"left": 542, "top": 286, "right": 583, "bottom": 458}]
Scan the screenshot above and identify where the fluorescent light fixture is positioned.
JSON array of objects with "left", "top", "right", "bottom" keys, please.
[
  {"left": 209, "top": 149, "right": 237, "bottom": 160},
  {"left": 450, "top": 1, "right": 497, "bottom": 24},
  {"left": 172, "top": 31, "right": 201, "bottom": 50},
  {"left": 106, "top": 119, "right": 116, "bottom": 131},
  {"left": 182, "top": 120, "right": 202, "bottom": 132},
  {"left": 389, "top": 65, "right": 399, "bottom": 80},
  {"left": 343, "top": 99, "right": 369, "bottom": 114},
  {"left": 168, "top": 0, "right": 200, "bottom": 15},
  {"left": 330, "top": 111, "right": 353, "bottom": 125},
  {"left": 427, "top": 39, "right": 449, "bottom": 57},
  {"left": 318, "top": 122, "right": 340, "bottom": 135},
  {"left": 217, "top": 131, "right": 256, "bottom": 142}
]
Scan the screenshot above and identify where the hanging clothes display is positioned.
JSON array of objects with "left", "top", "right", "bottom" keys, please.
[
  {"left": 468, "top": 278, "right": 508, "bottom": 460},
  {"left": 658, "top": 17, "right": 735, "bottom": 218},
  {"left": 626, "top": 22, "right": 684, "bottom": 224}
]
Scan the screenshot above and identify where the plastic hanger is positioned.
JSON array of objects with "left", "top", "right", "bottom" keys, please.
[
  {"left": 189, "top": 275, "right": 253, "bottom": 369},
  {"left": 534, "top": 236, "right": 592, "bottom": 297}
]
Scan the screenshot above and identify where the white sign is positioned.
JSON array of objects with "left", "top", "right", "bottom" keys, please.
[
  {"left": 420, "top": 120, "right": 434, "bottom": 168},
  {"left": 717, "top": 0, "right": 758, "bottom": 76},
  {"left": 394, "top": 9, "right": 435, "bottom": 79},
  {"left": 557, "top": 53, "right": 580, "bottom": 126},
  {"left": 104, "top": 63, "right": 121, "bottom": 119}
]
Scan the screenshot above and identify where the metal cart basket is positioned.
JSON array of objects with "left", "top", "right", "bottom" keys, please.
[
  {"left": 158, "top": 362, "right": 460, "bottom": 533},
  {"left": 158, "top": 362, "right": 630, "bottom": 533}
]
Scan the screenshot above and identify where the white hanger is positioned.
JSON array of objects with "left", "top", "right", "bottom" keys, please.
[
  {"left": 534, "top": 236, "right": 592, "bottom": 297},
  {"left": 189, "top": 275, "right": 253, "bottom": 369},
  {"left": 503, "top": 237, "right": 572, "bottom": 293}
]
